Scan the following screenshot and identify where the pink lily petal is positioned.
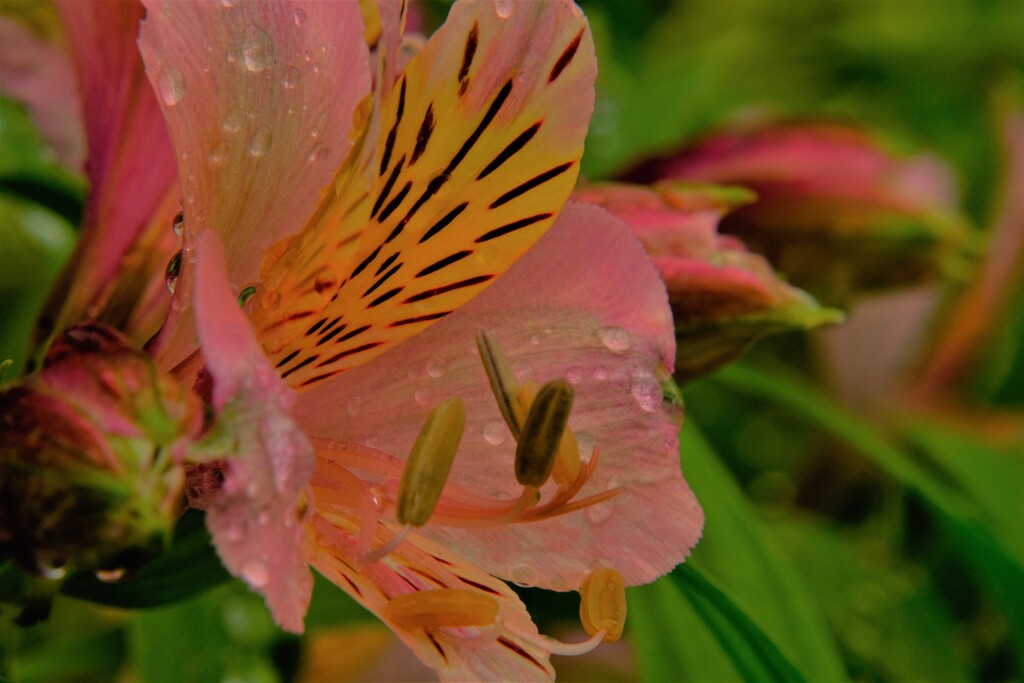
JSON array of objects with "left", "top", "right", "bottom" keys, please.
[
  {"left": 34, "top": 0, "right": 177, "bottom": 343},
  {"left": 0, "top": 17, "right": 85, "bottom": 168},
  {"left": 297, "top": 203, "right": 703, "bottom": 591},
  {"left": 308, "top": 511, "right": 554, "bottom": 681},
  {"left": 192, "top": 231, "right": 315, "bottom": 634}
]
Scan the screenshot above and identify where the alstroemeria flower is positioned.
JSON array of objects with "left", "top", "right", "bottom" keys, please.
[
  {"left": 626, "top": 121, "right": 973, "bottom": 305},
  {"left": 574, "top": 181, "right": 843, "bottom": 381},
  {"left": 138, "top": 0, "right": 701, "bottom": 679}
]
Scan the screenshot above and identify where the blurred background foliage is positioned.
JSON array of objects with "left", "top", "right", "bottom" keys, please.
[{"left": 2, "top": 0, "right": 1023, "bottom": 681}]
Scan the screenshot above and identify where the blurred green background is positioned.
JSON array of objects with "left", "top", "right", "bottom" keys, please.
[{"left": 2, "top": 0, "right": 1023, "bottom": 681}]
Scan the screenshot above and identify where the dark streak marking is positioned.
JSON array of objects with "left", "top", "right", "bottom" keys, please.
[
  {"left": 477, "top": 122, "right": 542, "bottom": 180},
  {"left": 362, "top": 262, "right": 402, "bottom": 298},
  {"left": 444, "top": 79, "right": 512, "bottom": 176},
  {"left": 549, "top": 28, "right": 585, "bottom": 83},
  {"left": 458, "top": 576, "right": 502, "bottom": 595},
  {"left": 261, "top": 310, "right": 315, "bottom": 331},
  {"left": 426, "top": 632, "right": 448, "bottom": 663},
  {"left": 337, "top": 325, "right": 371, "bottom": 343},
  {"left": 275, "top": 349, "right": 300, "bottom": 368},
  {"left": 281, "top": 354, "right": 319, "bottom": 379},
  {"left": 411, "top": 104, "right": 435, "bottom": 165},
  {"left": 416, "top": 250, "right": 472, "bottom": 278},
  {"left": 375, "top": 252, "right": 399, "bottom": 276},
  {"left": 298, "top": 369, "right": 343, "bottom": 387},
  {"left": 403, "top": 275, "right": 493, "bottom": 303},
  {"left": 458, "top": 23, "right": 478, "bottom": 86},
  {"left": 378, "top": 78, "right": 407, "bottom": 176},
  {"left": 319, "top": 316, "right": 343, "bottom": 336},
  {"left": 305, "top": 318, "right": 326, "bottom": 336},
  {"left": 338, "top": 572, "right": 362, "bottom": 598},
  {"left": 316, "top": 324, "right": 348, "bottom": 346},
  {"left": 377, "top": 181, "right": 412, "bottom": 223},
  {"left": 476, "top": 213, "right": 552, "bottom": 242},
  {"left": 369, "top": 287, "right": 403, "bottom": 308},
  {"left": 498, "top": 637, "right": 547, "bottom": 672},
  {"left": 390, "top": 311, "right": 450, "bottom": 327},
  {"left": 318, "top": 342, "right": 384, "bottom": 367},
  {"left": 372, "top": 155, "right": 406, "bottom": 219},
  {"left": 420, "top": 202, "right": 468, "bottom": 244},
  {"left": 352, "top": 245, "right": 382, "bottom": 279},
  {"left": 389, "top": 173, "right": 451, "bottom": 244},
  {"left": 489, "top": 162, "right": 573, "bottom": 209}
]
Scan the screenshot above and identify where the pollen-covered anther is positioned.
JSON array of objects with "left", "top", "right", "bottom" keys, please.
[
  {"left": 396, "top": 398, "right": 466, "bottom": 527},
  {"left": 514, "top": 379, "right": 574, "bottom": 487},
  {"left": 383, "top": 588, "right": 500, "bottom": 629},
  {"left": 579, "top": 567, "right": 626, "bottom": 643},
  {"left": 476, "top": 330, "right": 525, "bottom": 436},
  {"left": 516, "top": 381, "right": 582, "bottom": 486}
]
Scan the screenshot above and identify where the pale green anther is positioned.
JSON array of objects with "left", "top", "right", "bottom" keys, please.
[
  {"left": 514, "top": 379, "right": 574, "bottom": 487},
  {"left": 475, "top": 330, "right": 523, "bottom": 437},
  {"left": 396, "top": 398, "right": 466, "bottom": 526}
]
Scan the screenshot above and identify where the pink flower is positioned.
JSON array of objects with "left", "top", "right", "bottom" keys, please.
[
  {"left": 574, "top": 181, "right": 842, "bottom": 381},
  {"left": 136, "top": 1, "right": 702, "bottom": 679}
]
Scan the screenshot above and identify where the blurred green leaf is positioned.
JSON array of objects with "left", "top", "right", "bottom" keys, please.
[
  {"left": 61, "top": 510, "right": 230, "bottom": 609},
  {"left": 680, "top": 421, "right": 849, "bottom": 681},
  {"left": 304, "top": 570, "right": 373, "bottom": 629},
  {"left": 710, "top": 363, "right": 1024, "bottom": 654}
]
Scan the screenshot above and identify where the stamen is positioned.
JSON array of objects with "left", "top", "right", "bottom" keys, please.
[
  {"left": 396, "top": 398, "right": 466, "bottom": 526},
  {"left": 383, "top": 588, "right": 500, "bottom": 629},
  {"left": 501, "top": 620, "right": 608, "bottom": 656},
  {"left": 517, "top": 382, "right": 581, "bottom": 486},
  {"left": 360, "top": 523, "right": 411, "bottom": 565},
  {"left": 578, "top": 567, "right": 626, "bottom": 643},
  {"left": 476, "top": 330, "right": 524, "bottom": 436},
  {"left": 515, "top": 380, "right": 574, "bottom": 487}
]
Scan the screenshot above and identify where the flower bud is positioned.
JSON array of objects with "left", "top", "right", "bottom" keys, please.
[
  {"left": 0, "top": 323, "right": 200, "bottom": 578},
  {"left": 574, "top": 182, "right": 842, "bottom": 382},
  {"left": 625, "top": 121, "right": 974, "bottom": 305}
]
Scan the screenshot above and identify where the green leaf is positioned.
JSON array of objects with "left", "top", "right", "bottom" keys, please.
[
  {"left": 679, "top": 421, "right": 849, "bottom": 681},
  {"left": 632, "top": 563, "right": 808, "bottom": 683},
  {"left": 61, "top": 510, "right": 230, "bottom": 608},
  {"left": 709, "top": 363, "right": 1024, "bottom": 654}
]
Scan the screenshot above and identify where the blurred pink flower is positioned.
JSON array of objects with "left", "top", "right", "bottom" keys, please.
[{"left": 574, "top": 181, "right": 842, "bottom": 381}]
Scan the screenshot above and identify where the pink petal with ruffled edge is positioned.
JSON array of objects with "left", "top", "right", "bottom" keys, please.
[
  {"left": 0, "top": 17, "right": 84, "bottom": 168},
  {"left": 297, "top": 203, "right": 703, "bottom": 591},
  {"left": 193, "top": 231, "right": 315, "bottom": 633},
  {"left": 34, "top": 1, "right": 176, "bottom": 338},
  {"left": 139, "top": 0, "right": 371, "bottom": 368}
]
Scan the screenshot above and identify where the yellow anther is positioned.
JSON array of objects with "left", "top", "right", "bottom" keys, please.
[
  {"left": 382, "top": 588, "right": 500, "bottom": 629},
  {"left": 476, "top": 330, "right": 524, "bottom": 437},
  {"left": 396, "top": 399, "right": 465, "bottom": 527},
  {"left": 515, "top": 379, "right": 574, "bottom": 487},
  {"left": 579, "top": 567, "right": 626, "bottom": 642},
  {"left": 518, "top": 382, "right": 581, "bottom": 487}
]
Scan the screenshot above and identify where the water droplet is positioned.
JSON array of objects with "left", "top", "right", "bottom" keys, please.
[
  {"left": 96, "top": 567, "right": 127, "bottom": 582},
  {"left": 165, "top": 250, "right": 183, "bottom": 294},
  {"left": 483, "top": 421, "right": 507, "bottom": 445},
  {"left": 220, "top": 0, "right": 235, "bottom": 7},
  {"left": 593, "top": 366, "right": 609, "bottom": 380},
  {"left": 585, "top": 500, "right": 614, "bottom": 526},
  {"left": 158, "top": 66, "right": 186, "bottom": 106},
  {"left": 369, "top": 486, "right": 385, "bottom": 511},
  {"left": 237, "top": 285, "right": 257, "bottom": 308},
  {"left": 282, "top": 66, "right": 301, "bottom": 89},
  {"left": 631, "top": 376, "right": 662, "bottom": 413},
  {"left": 207, "top": 140, "right": 229, "bottom": 166},
  {"left": 511, "top": 360, "right": 532, "bottom": 379},
  {"left": 185, "top": 193, "right": 196, "bottom": 205},
  {"left": 303, "top": 49, "right": 314, "bottom": 63},
  {"left": 529, "top": 333, "right": 541, "bottom": 345},
  {"left": 241, "top": 558, "right": 269, "bottom": 587},
  {"left": 308, "top": 142, "right": 329, "bottom": 162},
  {"left": 226, "top": 50, "right": 238, "bottom": 64},
  {"left": 37, "top": 559, "right": 67, "bottom": 580},
  {"left": 346, "top": 397, "right": 362, "bottom": 416},
  {"left": 225, "top": 524, "right": 244, "bottom": 542},
  {"left": 426, "top": 356, "right": 447, "bottom": 378},
  {"left": 171, "top": 211, "right": 184, "bottom": 236},
  {"left": 222, "top": 110, "right": 244, "bottom": 134},
  {"left": 293, "top": 8, "right": 307, "bottom": 25},
  {"left": 257, "top": 510, "right": 270, "bottom": 525},
  {"left": 249, "top": 126, "right": 272, "bottom": 156},
  {"left": 566, "top": 366, "right": 585, "bottom": 384},
  {"left": 510, "top": 563, "right": 536, "bottom": 586},
  {"left": 311, "top": 62, "right": 321, "bottom": 74},
  {"left": 495, "top": 0, "right": 513, "bottom": 19},
  {"left": 596, "top": 326, "right": 631, "bottom": 353},
  {"left": 243, "top": 25, "right": 275, "bottom": 72},
  {"left": 414, "top": 386, "right": 433, "bottom": 406},
  {"left": 310, "top": 126, "right": 322, "bottom": 139}
]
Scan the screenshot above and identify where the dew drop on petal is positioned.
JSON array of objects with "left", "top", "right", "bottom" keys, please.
[
  {"left": 237, "top": 285, "right": 258, "bottom": 308},
  {"left": 308, "top": 143, "right": 329, "bottom": 162},
  {"left": 631, "top": 376, "right": 662, "bottom": 413},
  {"left": 282, "top": 66, "right": 301, "bottom": 89},
  {"left": 243, "top": 25, "right": 275, "bottom": 72},
  {"left": 95, "top": 567, "right": 127, "bottom": 583},
  {"left": 293, "top": 8, "right": 307, "bottom": 25},
  {"left": 346, "top": 397, "right": 362, "bottom": 416},
  {"left": 158, "top": 66, "right": 186, "bottom": 106},
  {"left": 495, "top": 0, "right": 513, "bottom": 19},
  {"left": 529, "top": 333, "right": 541, "bottom": 345},
  {"left": 208, "top": 140, "right": 229, "bottom": 167},
  {"left": 483, "top": 421, "right": 506, "bottom": 445},
  {"left": 241, "top": 558, "right": 269, "bottom": 587},
  {"left": 596, "top": 326, "right": 631, "bottom": 353},
  {"left": 414, "top": 386, "right": 433, "bottom": 406},
  {"left": 585, "top": 500, "right": 614, "bottom": 526},
  {"left": 165, "top": 250, "right": 183, "bottom": 294},
  {"left": 593, "top": 366, "right": 609, "bottom": 380},
  {"left": 222, "top": 110, "right": 244, "bottom": 134},
  {"left": 510, "top": 564, "right": 536, "bottom": 587},
  {"left": 37, "top": 560, "right": 67, "bottom": 580},
  {"left": 249, "top": 126, "right": 273, "bottom": 157},
  {"left": 566, "top": 366, "right": 585, "bottom": 385},
  {"left": 426, "top": 356, "right": 447, "bottom": 378}
]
